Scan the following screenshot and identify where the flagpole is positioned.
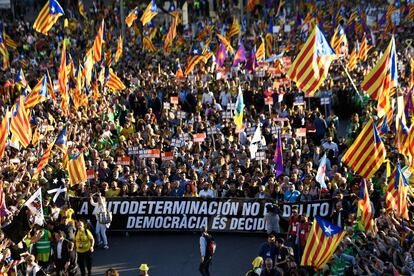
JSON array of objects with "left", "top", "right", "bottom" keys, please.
[{"left": 339, "top": 60, "right": 363, "bottom": 102}]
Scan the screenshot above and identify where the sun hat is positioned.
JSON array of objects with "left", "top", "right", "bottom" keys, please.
[{"left": 139, "top": 264, "right": 149, "bottom": 271}]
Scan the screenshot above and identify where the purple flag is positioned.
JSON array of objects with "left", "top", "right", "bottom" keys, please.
[
  {"left": 232, "top": 42, "right": 246, "bottom": 67},
  {"left": 216, "top": 42, "right": 227, "bottom": 68},
  {"left": 274, "top": 130, "right": 283, "bottom": 176},
  {"left": 246, "top": 48, "right": 258, "bottom": 72}
]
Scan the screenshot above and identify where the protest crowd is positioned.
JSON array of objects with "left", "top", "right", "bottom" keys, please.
[{"left": 0, "top": 0, "right": 414, "bottom": 275}]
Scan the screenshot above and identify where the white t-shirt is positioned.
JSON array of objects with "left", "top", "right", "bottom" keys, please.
[{"left": 199, "top": 189, "right": 215, "bottom": 198}]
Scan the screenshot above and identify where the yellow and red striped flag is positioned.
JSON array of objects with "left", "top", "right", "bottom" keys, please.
[
  {"left": 3, "top": 34, "right": 17, "bottom": 50},
  {"left": 114, "top": 35, "right": 123, "bottom": 63},
  {"left": 33, "top": 0, "right": 64, "bottom": 35},
  {"left": 357, "top": 179, "right": 375, "bottom": 232},
  {"left": 347, "top": 46, "right": 358, "bottom": 71},
  {"left": 409, "top": 124, "right": 414, "bottom": 159},
  {"left": 301, "top": 216, "right": 345, "bottom": 269},
  {"left": 387, "top": 164, "right": 410, "bottom": 220},
  {"left": 0, "top": 32, "right": 10, "bottom": 70},
  {"left": 33, "top": 141, "right": 55, "bottom": 179},
  {"left": 31, "top": 127, "right": 40, "bottom": 147},
  {"left": 92, "top": 20, "right": 105, "bottom": 63},
  {"left": 255, "top": 39, "right": 265, "bottom": 61},
  {"left": 126, "top": 7, "right": 138, "bottom": 27},
  {"left": 361, "top": 37, "right": 397, "bottom": 118},
  {"left": 143, "top": 36, "right": 156, "bottom": 53},
  {"left": 408, "top": 4, "right": 414, "bottom": 22},
  {"left": 59, "top": 41, "right": 68, "bottom": 113},
  {"left": 25, "top": 75, "right": 49, "bottom": 109},
  {"left": 265, "top": 33, "right": 273, "bottom": 58},
  {"left": 386, "top": 168, "right": 397, "bottom": 212},
  {"left": 10, "top": 96, "right": 32, "bottom": 148},
  {"left": 0, "top": 111, "right": 10, "bottom": 160},
  {"left": 67, "top": 152, "right": 87, "bottom": 185},
  {"left": 286, "top": 25, "right": 336, "bottom": 96},
  {"left": 395, "top": 117, "right": 410, "bottom": 158},
  {"left": 141, "top": 0, "right": 158, "bottom": 26},
  {"left": 163, "top": 16, "right": 178, "bottom": 52},
  {"left": 0, "top": 43, "right": 10, "bottom": 70},
  {"left": 105, "top": 48, "right": 112, "bottom": 67},
  {"left": 358, "top": 34, "right": 372, "bottom": 62},
  {"left": 330, "top": 24, "right": 347, "bottom": 55},
  {"left": 106, "top": 69, "right": 126, "bottom": 91},
  {"left": 216, "top": 33, "right": 234, "bottom": 53},
  {"left": 396, "top": 165, "right": 409, "bottom": 220},
  {"left": 184, "top": 46, "right": 205, "bottom": 76},
  {"left": 226, "top": 18, "right": 240, "bottom": 40},
  {"left": 342, "top": 118, "right": 386, "bottom": 179}
]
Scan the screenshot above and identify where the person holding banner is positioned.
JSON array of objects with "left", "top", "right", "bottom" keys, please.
[{"left": 90, "top": 193, "right": 110, "bottom": 249}]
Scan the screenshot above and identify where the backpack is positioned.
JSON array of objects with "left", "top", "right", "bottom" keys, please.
[
  {"left": 204, "top": 234, "right": 216, "bottom": 256},
  {"left": 98, "top": 210, "right": 112, "bottom": 224}
]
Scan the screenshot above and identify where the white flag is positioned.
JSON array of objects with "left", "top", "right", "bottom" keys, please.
[
  {"left": 251, "top": 125, "right": 262, "bottom": 143},
  {"left": 24, "top": 188, "right": 44, "bottom": 225},
  {"left": 249, "top": 143, "right": 258, "bottom": 159},
  {"left": 316, "top": 154, "right": 327, "bottom": 189}
]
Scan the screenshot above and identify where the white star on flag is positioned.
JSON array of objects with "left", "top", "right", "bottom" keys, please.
[{"left": 324, "top": 225, "right": 333, "bottom": 235}]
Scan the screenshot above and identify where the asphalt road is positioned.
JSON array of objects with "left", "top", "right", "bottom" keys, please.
[{"left": 92, "top": 232, "right": 264, "bottom": 276}]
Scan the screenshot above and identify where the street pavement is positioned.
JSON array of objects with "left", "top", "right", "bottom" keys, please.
[{"left": 92, "top": 232, "right": 264, "bottom": 276}]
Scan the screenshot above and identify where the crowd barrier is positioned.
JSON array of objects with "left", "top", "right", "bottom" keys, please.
[{"left": 70, "top": 197, "right": 335, "bottom": 233}]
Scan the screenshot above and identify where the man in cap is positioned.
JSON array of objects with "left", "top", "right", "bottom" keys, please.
[{"left": 139, "top": 263, "right": 149, "bottom": 276}]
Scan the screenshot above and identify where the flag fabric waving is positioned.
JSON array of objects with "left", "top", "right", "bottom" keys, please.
[
  {"left": 386, "top": 166, "right": 409, "bottom": 215},
  {"left": 126, "top": 7, "right": 139, "bottom": 27},
  {"left": 164, "top": 16, "right": 178, "bottom": 52},
  {"left": 59, "top": 41, "right": 68, "bottom": 113},
  {"left": 106, "top": 69, "right": 126, "bottom": 91},
  {"left": 0, "top": 111, "right": 10, "bottom": 160},
  {"left": 25, "top": 75, "right": 48, "bottom": 109},
  {"left": 358, "top": 34, "right": 373, "bottom": 62},
  {"left": 24, "top": 188, "right": 44, "bottom": 225},
  {"left": 255, "top": 39, "right": 265, "bottom": 61},
  {"left": 301, "top": 216, "right": 345, "bottom": 269},
  {"left": 15, "top": 69, "right": 28, "bottom": 88},
  {"left": 33, "top": 141, "right": 55, "bottom": 179},
  {"left": 286, "top": 25, "right": 336, "bottom": 96},
  {"left": 361, "top": 37, "right": 397, "bottom": 118},
  {"left": 92, "top": 20, "right": 105, "bottom": 63},
  {"left": 396, "top": 164, "right": 409, "bottom": 220},
  {"left": 10, "top": 96, "right": 32, "bottom": 148},
  {"left": 3, "top": 33, "right": 17, "bottom": 50},
  {"left": 347, "top": 45, "right": 358, "bottom": 71},
  {"left": 358, "top": 179, "right": 375, "bottom": 232},
  {"left": 226, "top": 18, "right": 241, "bottom": 40},
  {"left": 184, "top": 46, "right": 205, "bottom": 76},
  {"left": 115, "top": 35, "right": 123, "bottom": 63},
  {"left": 232, "top": 42, "right": 246, "bottom": 67},
  {"left": 0, "top": 32, "right": 10, "bottom": 70},
  {"left": 78, "top": 0, "right": 87, "bottom": 18},
  {"left": 67, "top": 152, "right": 87, "bottom": 185},
  {"left": 342, "top": 118, "right": 386, "bottom": 179},
  {"left": 330, "top": 24, "right": 348, "bottom": 55},
  {"left": 234, "top": 86, "right": 245, "bottom": 132},
  {"left": 141, "top": 0, "right": 158, "bottom": 26},
  {"left": 216, "top": 42, "right": 227, "bottom": 68},
  {"left": 316, "top": 153, "right": 328, "bottom": 189},
  {"left": 216, "top": 33, "right": 235, "bottom": 53},
  {"left": 274, "top": 130, "right": 283, "bottom": 176},
  {"left": 143, "top": 36, "right": 157, "bottom": 53},
  {"left": 33, "top": 0, "right": 64, "bottom": 35}
]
